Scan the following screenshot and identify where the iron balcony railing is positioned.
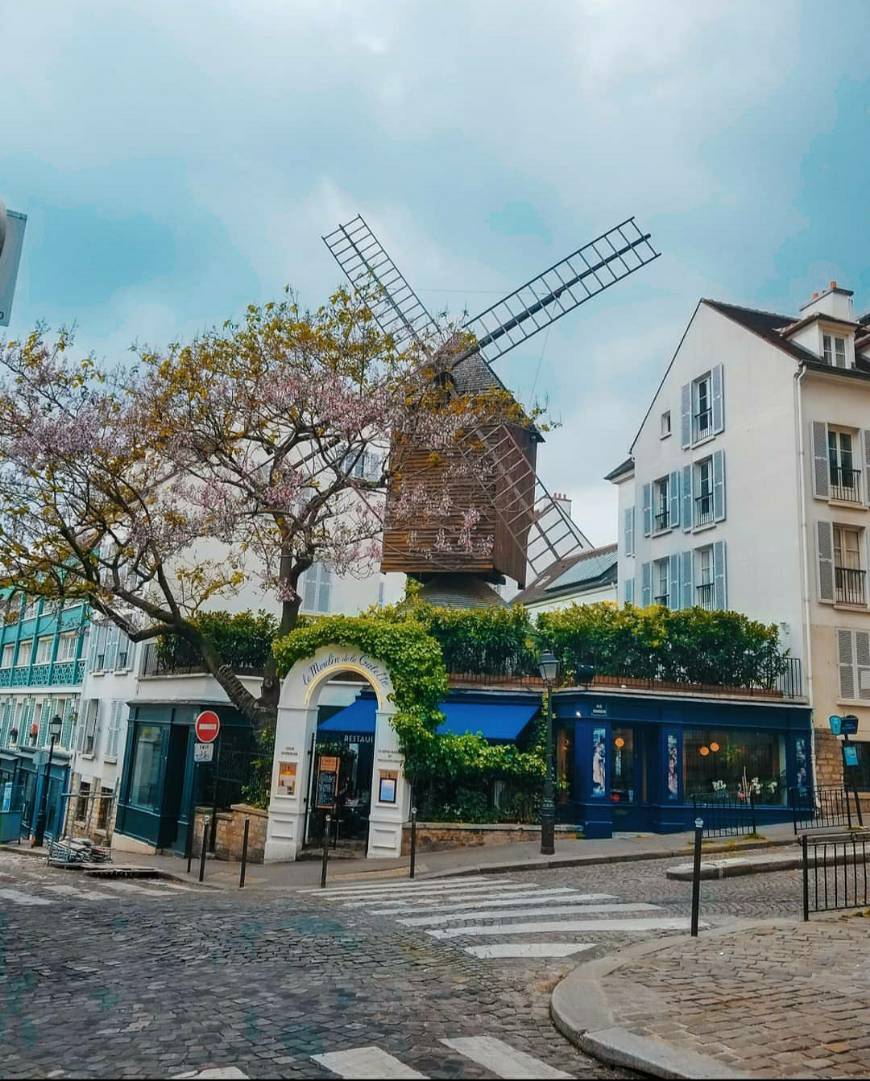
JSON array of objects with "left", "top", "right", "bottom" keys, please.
[
  {"left": 141, "top": 642, "right": 263, "bottom": 678},
  {"left": 692, "top": 408, "right": 712, "bottom": 442},
  {"left": 829, "top": 465, "right": 862, "bottom": 503},
  {"left": 694, "top": 493, "right": 714, "bottom": 527},
  {"left": 695, "top": 581, "right": 715, "bottom": 610},
  {"left": 835, "top": 565, "right": 867, "bottom": 606},
  {"left": 653, "top": 510, "right": 670, "bottom": 532}
]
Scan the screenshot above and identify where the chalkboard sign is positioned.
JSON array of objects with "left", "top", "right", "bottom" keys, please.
[{"left": 316, "top": 756, "right": 340, "bottom": 809}]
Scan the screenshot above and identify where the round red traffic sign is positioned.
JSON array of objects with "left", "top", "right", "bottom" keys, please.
[{"left": 194, "top": 710, "right": 221, "bottom": 744}]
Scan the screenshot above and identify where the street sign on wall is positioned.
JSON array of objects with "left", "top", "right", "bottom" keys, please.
[
  {"left": 0, "top": 204, "right": 27, "bottom": 328},
  {"left": 194, "top": 710, "right": 221, "bottom": 744},
  {"left": 194, "top": 742, "right": 215, "bottom": 763}
]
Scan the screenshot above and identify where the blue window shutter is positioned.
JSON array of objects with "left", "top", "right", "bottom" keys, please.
[
  {"left": 669, "top": 553, "right": 681, "bottom": 609},
  {"left": 641, "top": 562, "right": 652, "bottom": 606},
  {"left": 812, "top": 422, "right": 830, "bottom": 499},
  {"left": 624, "top": 577, "right": 635, "bottom": 604},
  {"left": 642, "top": 484, "right": 652, "bottom": 537},
  {"left": 816, "top": 520, "right": 835, "bottom": 602},
  {"left": 682, "top": 464, "right": 693, "bottom": 532},
  {"left": 713, "top": 450, "right": 726, "bottom": 521},
  {"left": 713, "top": 541, "right": 727, "bottom": 610},
  {"left": 624, "top": 507, "right": 635, "bottom": 557},
  {"left": 712, "top": 364, "right": 724, "bottom": 433},
  {"left": 681, "top": 383, "right": 691, "bottom": 448},
  {"left": 669, "top": 470, "right": 681, "bottom": 529},
  {"left": 681, "top": 550, "right": 694, "bottom": 609}
]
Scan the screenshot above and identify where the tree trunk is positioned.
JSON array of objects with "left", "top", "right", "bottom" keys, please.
[{"left": 257, "top": 571, "right": 302, "bottom": 717}]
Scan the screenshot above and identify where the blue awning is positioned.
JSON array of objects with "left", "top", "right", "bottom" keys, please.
[{"left": 318, "top": 698, "right": 538, "bottom": 742}]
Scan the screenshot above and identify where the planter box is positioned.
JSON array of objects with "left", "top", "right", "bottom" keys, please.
[{"left": 400, "top": 820, "right": 579, "bottom": 855}]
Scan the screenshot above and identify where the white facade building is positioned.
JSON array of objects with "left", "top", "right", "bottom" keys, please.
[
  {"left": 512, "top": 543, "right": 618, "bottom": 615},
  {"left": 609, "top": 281, "right": 870, "bottom": 786}
]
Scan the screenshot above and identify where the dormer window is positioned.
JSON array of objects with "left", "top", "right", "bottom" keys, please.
[{"left": 823, "top": 334, "right": 847, "bottom": 368}]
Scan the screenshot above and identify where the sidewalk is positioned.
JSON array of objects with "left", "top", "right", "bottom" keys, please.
[
  {"left": 552, "top": 917, "right": 870, "bottom": 1079},
  {"left": 2, "top": 821, "right": 798, "bottom": 891}
]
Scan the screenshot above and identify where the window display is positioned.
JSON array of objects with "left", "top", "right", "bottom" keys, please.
[{"left": 683, "top": 728, "right": 786, "bottom": 804}]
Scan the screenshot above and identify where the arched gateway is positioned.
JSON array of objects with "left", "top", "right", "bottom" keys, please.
[{"left": 263, "top": 645, "right": 409, "bottom": 862}]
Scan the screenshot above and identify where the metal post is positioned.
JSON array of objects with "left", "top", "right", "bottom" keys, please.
[
  {"left": 209, "top": 737, "right": 222, "bottom": 853},
  {"left": 540, "top": 686, "right": 556, "bottom": 856},
  {"left": 749, "top": 789, "right": 757, "bottom": 835},
  {"left": 409, "top": 807, "right": 417, "bottom": 879},
  {"left": 690, "top": 817, "right": 703, "bottom": 937},
  {"left": 320, "top": 813, "right": 331, "bottom": 888},
  {"left": 186, "top": 758, "right": 198, "bottom": 874},
  {"left": 801, "top": 834, "right": 809, "bottom": 921},
  {"left": 32, "top": 734, "right": 57, "bottom": 848},
  {"left": 198, "top": 821, "right": 208, "bottom": 883},
  {"left": 239, "top": 817, "right": 250, "bottom": 889},
  {"left": 854, "top": 787, "right": 865, "bottom": 828}
]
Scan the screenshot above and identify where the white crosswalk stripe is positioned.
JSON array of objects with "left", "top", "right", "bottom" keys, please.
[
  {"left": 441, "top": 1036, "right": 572, "bottom": 1079},
  {"left": 429, "top": 916, "right": 699, "bottom": 939},
  {"left": 42, "top": 883, "right": 122, "bottom": 902},
  {"left": 0, "top": 886, "right": 53, "bottom": 906},
  {"left": 312, "top": 1046, "right": 426, "bottom": 1079},
  {"left": 463, "top": 943, "right": 594, "bottom": 959},
  {"left": 87, "top": 879, "right": 182, "bottom": 899},
  {"left": 367, "top": 889, "right": 613, "bottom": 914},
  {"left": 397, "top": 901, "right": 660, "bottom": 927},
  {"left": 306, "top": 876, "right": 518, "bottom": 899}
]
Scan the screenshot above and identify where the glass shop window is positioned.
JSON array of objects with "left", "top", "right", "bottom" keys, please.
[
  {"left": 127, "top": 725, "right": 163, "bottom": 812},
  {"left": 683, "top": 728, "right": 786, "bottom": 804},
  {"left": 611, "top": 727, "right": 635, "bottom": 803},
  {"left": 556, "top": 726, "right": 574, "bottom": 806}
]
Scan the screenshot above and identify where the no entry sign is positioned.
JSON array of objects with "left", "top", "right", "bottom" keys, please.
[{"left": 194, "top": 710, "right": 221, "bottom": 744}]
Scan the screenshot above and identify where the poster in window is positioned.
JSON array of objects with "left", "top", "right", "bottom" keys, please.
[
  {"left": 591, "top": 727, "right": 606, "bottom": 798},
  {"left": 315, "top": 756, "right": 340, "bottom": 808},
  {"left": 378, "top": 770, "right": 398, "bottom": 804},
  {"left": 667, "top": 734, "right": 679, "bottom": 800},
  {"left": 277, "top": 760, "right": 297, "bottom": 797},
  {"left": 795, "top": 737, "right": 808, "bottom": 793}
]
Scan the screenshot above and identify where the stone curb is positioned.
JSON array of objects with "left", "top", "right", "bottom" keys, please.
[
  {"left": 550, "top": 918, "right": 791, "bottom": 1080},
  {"left": 667, "top": 844, "right": 870, "bottom": 881}
]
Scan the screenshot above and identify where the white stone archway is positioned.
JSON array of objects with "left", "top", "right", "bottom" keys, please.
[{"left": 263, "top": 645, "right": 410, "bottom": 862}]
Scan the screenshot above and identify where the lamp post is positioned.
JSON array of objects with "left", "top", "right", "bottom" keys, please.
[
  {"left": 32, "top": 714, "right": 63, "bottom": 848},
  {"left": 538, "top": 649, "right": 561, "bottom": 856}
]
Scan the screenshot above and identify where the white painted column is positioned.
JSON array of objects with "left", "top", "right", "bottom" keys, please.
[
  {"left": 263, "top": 704, "right": 317, "bottom": 863},
  {"left": 367, "top": 706, "right": 410, "bottom": 859}
]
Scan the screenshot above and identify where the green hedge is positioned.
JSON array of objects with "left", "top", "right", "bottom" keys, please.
[{"left": 156, "top": 609, "right": 281, "bottom": 672}]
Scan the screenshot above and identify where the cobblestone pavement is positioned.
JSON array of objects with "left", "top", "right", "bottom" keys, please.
[
  {"left": 0, "top": 849, "right": 806, "bottom": 1079},
  {"left": 601, "top": 919, "right": 870, "bottom": 1079}
]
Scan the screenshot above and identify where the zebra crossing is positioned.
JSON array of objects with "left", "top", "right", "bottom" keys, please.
[
  {"left": 300, "top": 873, "right": 700, "bottom": 960},
  {"left": 0, "top": 876, "right": 198, "bottom": 907}
]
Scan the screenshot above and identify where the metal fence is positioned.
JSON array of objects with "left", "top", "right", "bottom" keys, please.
[
  {"left": 789, "top": 785, "right": 864, "bottom": 834},
  {"left": 692, "top": 791, "right": 757, "bottom": 838},
  {"left": 801, "top": 833, "right": 870, "bottom": 919}
]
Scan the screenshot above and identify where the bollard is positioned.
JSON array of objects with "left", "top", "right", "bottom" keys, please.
[
  {"left": 239, "top": 817, "right": 250, "bottom": 889},
  {"left": 185, "top": 815, "right": 194, "bottom": 875},
  {"left": 409, "top": 806, "right": 417, "bottom": 880},
  {"left": 198, "top": 821, "right": 209, "bottom": 884},
  {"left": 690, "top": 817, "right": 703, "bottom": 937},
  {"left": 320, "top": 814, "right": 331, "bottom": 889},
  {"left": 801, "top": 834, "right": 809, "bottom": 922}
]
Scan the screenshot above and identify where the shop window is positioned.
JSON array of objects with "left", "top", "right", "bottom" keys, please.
[
  {"left": 556, "top": 726, "right": 574, "bottom": 806},
  {"left": 96, "top": 786, "right": 113, "bottom": 831},
  {"left": 683, "top": 728, "right": 786, "bottom": 804},
  {"left": 611, "top": 728, "right": 635, "bottom": 803},
  {"left": 127, "top": 725, "right": 163, "bottom": 812}
]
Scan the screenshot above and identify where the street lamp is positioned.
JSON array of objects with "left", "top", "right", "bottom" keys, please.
[
  {"left": 32, "top": 714, "right": 63, "bottom": 848},
  {"left": 538, "top": 649, "right": 561, "bottom": 855}
]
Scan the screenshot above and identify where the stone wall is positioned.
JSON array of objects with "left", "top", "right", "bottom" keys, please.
[
  {"left": 814, "top": 730, "right": 845, "bottom": 788},
  {"left": 192, "top": 803, "right": 268, "bottom": 864},
  {"left": 400, "top": 821, "right": 580, "bottom": 855}
]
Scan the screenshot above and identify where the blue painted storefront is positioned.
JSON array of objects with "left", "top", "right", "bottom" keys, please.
[
  {"left": 0, "top": 747, "right": 70, "bottom": 843},
  {"left": 553, "top": 690, "right": 813, "bottom": 837}
]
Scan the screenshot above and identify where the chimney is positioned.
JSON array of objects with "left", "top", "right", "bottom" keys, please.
[{"left": 799, "top": 280, "right": 854, "bottom": 323}]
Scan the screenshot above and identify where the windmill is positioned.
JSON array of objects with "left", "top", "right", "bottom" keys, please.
[{"left": 323, "top": 214, "right": 659, "bottom": 602}]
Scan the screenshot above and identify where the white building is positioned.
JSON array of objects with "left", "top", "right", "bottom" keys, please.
[{"left": 609, "top": 280, "right": 870, "bottom": 787}]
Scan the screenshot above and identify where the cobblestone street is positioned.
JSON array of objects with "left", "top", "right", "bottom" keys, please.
[{"left": 0, "top": 849, "right": 809, "bottom": 1079}]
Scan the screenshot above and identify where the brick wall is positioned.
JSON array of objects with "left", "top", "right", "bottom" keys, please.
[
  {"left": 813, "top": 730, "right": 844, "bottom": 788},
  {"left": 400, "top": 821, "right": 561, "bottom": 856}
]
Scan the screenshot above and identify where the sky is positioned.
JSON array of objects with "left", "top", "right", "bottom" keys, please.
[{"left": 2, "top": 0, "right": 868, "bottom": 547}]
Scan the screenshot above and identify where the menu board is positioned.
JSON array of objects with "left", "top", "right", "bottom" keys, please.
[{"left": 316, "top": 756, "right": 340, "bottom": 809}]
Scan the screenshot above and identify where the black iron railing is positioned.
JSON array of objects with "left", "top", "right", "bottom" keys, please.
[
  {"left": 835, "top": 566, "right": 866, "bottom": 606},
  {"left": 695, "top": 582, "right": 715, "bottom": 610},
  {"left": 789, "top": 784, "right": 864, "bottom": 833},
  {"left": 829, "top": 466, "right": 862, "bottom": 503},
  {"left": 692, "top": 790, "right": 757, "bottom": 838},
  {"left": 801, "top": 833, "right": 869, "bottom": 919},
  {"left": 653, "top": 593, "right": 669, "bottom": 607},
  {"left": 654, "top": 510, "right": 670, "bottom": 532},
  {"left": 694, "top": 494, "right": 714, "bottom": 527},
  {"left": 693, "top": 409, "right": 712, "bottom": 441},
  {"left": 141, "top": 642, "right": 263, "bottom": 678}
]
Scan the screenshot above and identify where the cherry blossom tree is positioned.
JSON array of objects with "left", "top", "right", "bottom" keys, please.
[{"left": 0, "top": 291, "right": 514, "bottom": 728}]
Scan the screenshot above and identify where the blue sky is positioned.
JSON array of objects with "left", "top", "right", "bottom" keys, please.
[{"left": 3, "top": 0, "right": 868, "bottom": 544}]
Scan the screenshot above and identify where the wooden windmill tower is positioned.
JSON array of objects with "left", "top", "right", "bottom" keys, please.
[{"left": 323, "top": 215, "right": 659, "bottom": 603}]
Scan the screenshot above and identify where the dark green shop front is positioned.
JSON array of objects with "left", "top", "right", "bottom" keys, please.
[{"left": 115, "top": 701, "right": 254, "bottom": 853}]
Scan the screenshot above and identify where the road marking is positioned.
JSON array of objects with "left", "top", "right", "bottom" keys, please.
[
  {"left": 340, "top": 884, "right": 549, "bottom": 908},
  {"left": 304, "top": 875, "right": 517, "bottom": 896},
  {"left": 429, "top": 916, "right": 700, "bottom": 939},
  {"left": 312, "top": 1046, "right": 426, "bottom": 1078},
  {"left": 98, "top": 880, "right": 176, "bottom": 898},
  {"left": 398, "top": 901, "right": 660, "bottom": 927},
  {"left": 442, "top": 1035, "right": 571, "bottom": 1079},
  {"left": 148, "top": 880, "right": 197, "bottom": 892},
  {"left": 463, "top": 942, "right": 595, "bottom": 959},
  {"left": 0, "top": 887, "right": 53, "bottom": 906},
  {"left": 42, "top": 883, "right": 121, "bottom": 902},
  {"left": 173, "top": 1070, "right": 249, "bottom": 1079},
  {"left": 367, "top": 888, "right": 606, "bottom": 913}
]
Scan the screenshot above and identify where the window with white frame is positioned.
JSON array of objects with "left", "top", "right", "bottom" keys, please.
[
  {"left": 81, "top": 699, "right": 100, "bottom": 756},
  {"left": 823, "top": 334, "right": 847, "bottom": 368},
  {"left": 660, "top": 411, "right": 671, "bottom": 438},
  {"left": 694, "top": 457, "right": 714, "bottom": 527},
  {"left": 15, "top": 640, "right": 32, "bottom": 667},
  {"left": 106, "top": 700, "right": 125, "bottom": 760},
  {"left": 693, "top": 373, "right": 713, "bottom": 441},
  {"left": 57, "top": 633, "right": 78, "bottom": 663},
  {"left": 2, "top": 643, "right": 14, "bottom": 668},
  {"left": 22, "top": 597, "right": 40, "bottom": 621},
  {"left": 301, "top": 563, "right": 332, "bottom": 613},
  {"left": 653, "top": 476, "right": 670, "bottom": 532},
  {"left": 653, "top": 558, "right": 670, "bottom": 606},
  {"left": 695, "top": 545, "right": 715, "bottom": 609},
  {"left": 115, "top": 632, "right": 132, "bottom": 670},
  {"left": 827, "top": 428, "right": 860, "bottom": 501},
  {"left": 833, "top": 524, "right": 866, "bottom": 605},
  {"left": 35, "top": 637, "right": 53, "bottom": 665}
]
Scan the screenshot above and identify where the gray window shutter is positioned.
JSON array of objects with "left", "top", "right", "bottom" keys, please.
[
  {"left": 681, "top": 550, "right": 693, "bottom": 609},
  {"left": 857, "top": 630, "right": 870, "bottom": 700},
  {"left": 838, "top": 629, "right": 856, "bottom": 699},
  {"left": 863, "top": 431, "right": 870, "bottom": 508},
  {"left": 816, "top": 520, "right": 835, "bottom": 602},
  {"left": 713, "top": 540, "right": 727, "bottom": 610},
  {"left": 87, "top": 623, "right": 99, "bottom": 671},
  {"left": 681, "top": 383, "right": 691, "bottom": 448},
  {"left": 669, "top": 470, "right": 681, "bottom": 529},
  {"left": 642, "top": 484, "right": 652, "bottom": 537},
  {"left": 624, "top": 507, "right": 635, "bottom": 557},
  {"left": 669, "top": 553, "right": 681, "bottom": 609},
  {"left": 812, "top": 421, "right": 830, "bottom": 499},
  {"left": 105, "top": 625, "right": 119, "bottom": 670},
  {"left": 624, "top": 577, "right": 635, "bottom": 605},
  {"left": 712, "top": 450, "right": 726, "bottom": 521},
  {"left": 682, "top": 465, "right": 693, "bottom": 532},
  {"left": 641, "top": 562, "right": 652, "bottom": 607},
  {"left": 711, "top": 364, "right": 724, "bottom": 434}
]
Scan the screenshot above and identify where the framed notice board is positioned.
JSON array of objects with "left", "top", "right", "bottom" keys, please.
[{"left": 316, "top": 756, "right": 340, "bottom": 809}]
